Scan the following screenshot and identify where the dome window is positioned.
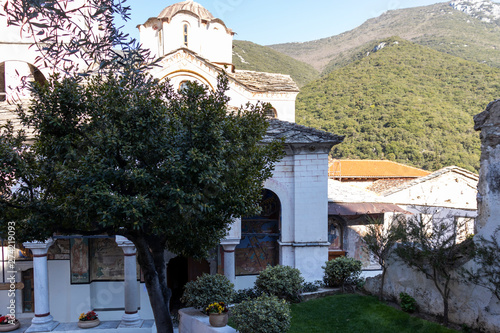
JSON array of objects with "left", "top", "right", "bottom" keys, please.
[{"left": 183, "top": 24, "right": 188, "bottom": 47}]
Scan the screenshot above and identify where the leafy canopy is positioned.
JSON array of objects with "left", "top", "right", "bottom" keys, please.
[{"left": 0, "top": 70, "right": 283, "bottom": 258}]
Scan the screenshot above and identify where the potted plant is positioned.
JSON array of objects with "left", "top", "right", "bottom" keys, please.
[
  {"left": 0, "top": 315, "right": 20, "bottom": 332},
  {"left": 78, "top": 311, "right": 100, "bottom": 329},
  {"left": 205, "top": 302, "right": 228, "bottom": 327}
]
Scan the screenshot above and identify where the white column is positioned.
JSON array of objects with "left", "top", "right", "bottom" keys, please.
[
  {"left": 23, "top": 238, "right": 59, "bottom": 333},
  {"left": 116, "top": 236, "right": 143, "bottom": 328},
  {"left": 221, "top": 218, "right": 241, "bottom": 285},
  {"left": 221, "top": 243, "right": 237, "bottom": 284}
]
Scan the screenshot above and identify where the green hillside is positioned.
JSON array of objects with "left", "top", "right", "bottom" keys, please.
[
  {"left": 296, "top": 38, "right": 500, "bottom": 172},
  {"left": 269, "top": 2, "right": 500, "bottom": 74},
  {"left": 232, "top": 40, "right": 319, "bottom": 87}
]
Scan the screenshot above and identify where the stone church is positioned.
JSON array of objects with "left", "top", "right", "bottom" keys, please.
[{"left": 0, "top": 0, "right": 343, "bottom": 331}]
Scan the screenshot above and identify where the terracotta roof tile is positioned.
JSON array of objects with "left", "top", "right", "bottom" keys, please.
[{"left": 329, "top": 160, "right": 430, "bottom": 179}]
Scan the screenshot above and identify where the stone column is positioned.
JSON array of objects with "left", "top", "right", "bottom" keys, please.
[
  {"left": 23, "top": 238, "right": 59, "bottom": 333},
  {"left": 115, "top": 236, "right": 143, "bottom": 328}
]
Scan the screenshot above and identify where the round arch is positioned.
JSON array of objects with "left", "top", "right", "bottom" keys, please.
[
  {"left": 0, "top": 60, "right": 47, "bottom": 101},
  {"left": 160, "top": 69, "right": 215, "bottom": 92},
  {"left": 235, "top": 189, "right": 281, "bottom": 276}
]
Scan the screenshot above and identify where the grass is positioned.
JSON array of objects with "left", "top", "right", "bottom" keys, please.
[{"left": 288, "top": 294, "right": 458, "bottom": 333}]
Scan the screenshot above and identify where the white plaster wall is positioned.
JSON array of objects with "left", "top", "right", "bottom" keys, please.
[
  {"left": 149, "top": 50, "right": 297, "bottom": 123},
  {"left": 383, "top": 172, "right": 477, "bottom": 209},
  {"left": 44, "top": 260, "right": 154, "bottom": 322}
]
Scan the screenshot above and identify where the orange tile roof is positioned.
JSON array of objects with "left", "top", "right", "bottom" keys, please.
[{"left": 329, "top": 160, "right": 431, "bottom": 179}]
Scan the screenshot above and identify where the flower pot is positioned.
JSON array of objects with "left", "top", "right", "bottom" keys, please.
[
  {"left": 78, "top": 319, "right": 100, "bottom": 329},
  {"left": 209, "top": 313, "right": 228, "bottom": 327},
  {"left": 0, "top": 321, "right": 20, "bottom": 332}
]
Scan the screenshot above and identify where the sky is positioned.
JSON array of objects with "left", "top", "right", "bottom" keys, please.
[{"left": 116, "top": 0, "right": 497, "bottom": 46}]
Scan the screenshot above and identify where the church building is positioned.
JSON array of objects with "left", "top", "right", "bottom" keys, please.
[{"left": 0, "top": 1, "right": 343, "bottom": 331}]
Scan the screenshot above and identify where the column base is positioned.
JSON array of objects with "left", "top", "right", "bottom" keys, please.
[
  {"left": 25, "top": 315, "right": 59, "bottom": 332},
  {"left": 118, "top": 312, "right": 143, "bottom": 328}
]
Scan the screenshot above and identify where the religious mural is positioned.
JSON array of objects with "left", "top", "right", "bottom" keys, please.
[
  {"left": 89, "top": 238, "right": 125, "bottom": 281},
  {"left": 70, "top": 238, "right": 89, "bottom": 283},
  {"left": 48, "top": 239, "right": 70, "bottom": 260},
  {"left": 235, "top": 190, "right": 280, "bottom": 276}
]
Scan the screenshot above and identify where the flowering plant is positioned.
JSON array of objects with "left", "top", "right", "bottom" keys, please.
[
  {"left": 0, "top": 314, "right": 16, "bottom": 325},
  {"left": 205, "top": 302, "right": 228, "bottom": 315},
  {"left": 79, "top": 311, "right": 98, "bottom": 321}
]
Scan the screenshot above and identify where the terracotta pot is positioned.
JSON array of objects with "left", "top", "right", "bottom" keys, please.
[
  {"left": 209, "top": 313, "right": 228, "bottom": 327},
  {"left": 78, "top": 319, "right": 100, "bottom": 329},
  {"left": 0, "top": 321, "right": 20, "bottom": 332}
]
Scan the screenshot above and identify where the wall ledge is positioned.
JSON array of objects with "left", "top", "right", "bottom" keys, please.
[{"left": 178, "top": 308, "right": 236, "bottom": 333}]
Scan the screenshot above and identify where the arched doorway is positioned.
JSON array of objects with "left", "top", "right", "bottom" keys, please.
[
  {"left": 235, "top": 189, "right": 281, "bottom": 276},
  {"left": 167, "top": 256, "right": 210, "bottom": 312}
]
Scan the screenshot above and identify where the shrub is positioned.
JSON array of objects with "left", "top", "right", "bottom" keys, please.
[
  {"left": 233, "top": 287, "right": 262, "bottom": 303},
  {"left": 231, "top": 294, "right": 291, "bottom": 333},
  {"left": 322, "top": 257, "right": 362, "bottom": 291},
  {"left": 180, "top": 273, "right": 234, "bottom": 311},
  {"left": 255, "top": 265, "right": 304, "bottom": 302},
  {"left": 301, "top": 280, "right": 324, "bottom": 293},
  {"left": 399, "top": 292, "right": 417, "bottom": 313}
]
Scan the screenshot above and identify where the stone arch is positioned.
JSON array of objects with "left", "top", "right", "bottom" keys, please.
[{"left": 235, "top": 189, "right": 282, "bottom": 276}]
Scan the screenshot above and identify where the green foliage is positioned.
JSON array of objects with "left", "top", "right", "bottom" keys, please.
[
  {"left": 233, "top": 287, "right": 262, "bottom": 304},
  {"left": 301, "top": 280, "right": 324, "bottom": 293},
  {"left": 269, "top": 2, "right": 500, "bottom": 73},
  {"left": 232, "top": 40, "right": 319, "bottom": 87},
  {"left": 180, "top": 274, "right": 234, "bottom": 311},
  {"left": 289, "top": 294, "right": 459, "bottom": 333},
  {"left": 255, "top": 265, "right": 304, "bottom": 302},
  {"left": 231, "top": 294, "right": 291, "bottom": 333},
  {"left": 399, "top": 292, "right": 417, "bottom": 313},
  {"left": 322, "top": 257, "right": 362, "bottom": 291},
  {"left": 296, "top": 38, "right": 500, "bottom": 173}
]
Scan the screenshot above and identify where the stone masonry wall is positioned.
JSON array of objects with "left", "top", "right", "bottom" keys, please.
[{"left": 365, "top": 100, "right": 500, "bottom": 332}]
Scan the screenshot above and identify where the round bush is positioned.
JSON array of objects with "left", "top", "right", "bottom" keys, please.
[
  {"left": 322, "top": 257, "right": 362, "bottom": 289},
  {"left": 231, "top": 294, "right": 291, "bottom": 333},
  {"left": 180, "top": 273, "right": 234, "bottom": 311},
  {"left": 255, "top": 265, "right": 304, "bottom": 302}
]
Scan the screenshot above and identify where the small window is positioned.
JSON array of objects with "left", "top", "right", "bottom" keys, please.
[
  {"left": 455, "top": 217, "right": 474, "bottom": 243},
  {"left": 183, "top": 24, "right": 188, "bottom": 47},
  {"left": 178, "top": 80, "right": 189, "bottom": 93},
  {"left": 265, "top": 107, "right": 277, "bottom": 119}
]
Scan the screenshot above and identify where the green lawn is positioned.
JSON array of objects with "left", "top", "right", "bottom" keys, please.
[{"left": 289, "top": 294, "right": 458, "bottom": 333}]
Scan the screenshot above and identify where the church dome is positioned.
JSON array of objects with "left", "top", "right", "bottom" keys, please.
[{"left": 157, "top": 0, "right": 215, "bottom": 21}]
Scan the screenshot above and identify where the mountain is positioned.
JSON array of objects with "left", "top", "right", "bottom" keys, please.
[
  {"left": 232, "top": 40, "right": 319, "bottom": 87},
  {"left": 295, "top": 38, "right": 500, "bottom": 172},
  {"left": 269, "top": 1, "right": 500, "bottom": 74}
]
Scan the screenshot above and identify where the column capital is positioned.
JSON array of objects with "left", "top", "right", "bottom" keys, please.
[
  {"left": 23, "top": 238, "right": 54, "bottom": 256},
  {"left": 115, "top": 236, "right": 136, "bottom": 255}
]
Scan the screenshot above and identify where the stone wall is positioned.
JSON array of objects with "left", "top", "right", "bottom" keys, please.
[{"left": 365, "top": 100, "right": 500, "bottom": 332}]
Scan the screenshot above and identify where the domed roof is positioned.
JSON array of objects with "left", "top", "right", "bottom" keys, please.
[{"left": 157, "top": 0, "right": 214, "bottom": 21}]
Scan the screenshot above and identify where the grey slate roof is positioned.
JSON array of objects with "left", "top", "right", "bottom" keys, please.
[
  {"left": 263, "top": 119, "right": 345, "bottom": 144},
  {"left": 229, "top": 70, "right": 299, "bottom": 93}
]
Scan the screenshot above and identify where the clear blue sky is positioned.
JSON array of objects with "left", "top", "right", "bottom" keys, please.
[{"left": 117, "top": 0, "right": 498, "bottom": 45}]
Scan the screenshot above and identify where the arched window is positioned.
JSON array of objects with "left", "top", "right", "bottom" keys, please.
[
  {"left": 265, "top": 107, "right": 277, "bottom": 119},
  {"left": 183, "top": 24, "right": 188, "bottom": 47},
  {"left": 178, "top": 80, "right": 189, "bottom": 93},
  {"left": 236, "top": 190, "right": 281, "bottom": 276}
]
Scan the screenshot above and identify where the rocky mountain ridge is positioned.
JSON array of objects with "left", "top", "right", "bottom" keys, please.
[{"left": 450, "top": 0, "right": 500, "bottom": 23}]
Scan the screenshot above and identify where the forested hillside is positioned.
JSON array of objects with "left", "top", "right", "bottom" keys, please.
[
  {"left": 296, "top": 38, "right": 500, "bottom": 172},
  {"left": 232, "top": 40, "right": 319, "bottom": 87},
  {"left": 269, "top": 1, "right": 500, "bottom": 74}
]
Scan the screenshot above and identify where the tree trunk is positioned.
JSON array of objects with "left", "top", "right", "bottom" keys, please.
[
  {"left": 132, "top": 235, "right": 174, "bottom": 333},
  {"left": 379, "top": 267, "right": 386, "bottom": 301},
  {"left": 443, "top": 295, "right": 449, "bottom": 326}
]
